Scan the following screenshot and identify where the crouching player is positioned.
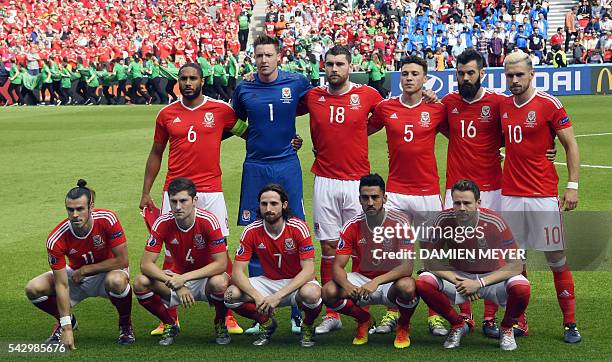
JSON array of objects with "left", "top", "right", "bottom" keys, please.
[
  {"left": 25, "top": 180, "right": 134, "bottom": 349},
  {"left": 322, "top": 174, "right": 419, "bottom": 348},
  {"left": 416, "top": 179, "right": 530, "bottom": 351},
  {"left": 224, "top": 184, "right": 322, "bottom": 347},
  {"left": 134, "top": 178, "right": 231, "bottom": 346}
]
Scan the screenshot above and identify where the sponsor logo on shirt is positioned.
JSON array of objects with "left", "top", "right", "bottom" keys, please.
[
  {"left": 93, "top": 235, "right": 104, "bottom": 249},
  {"left": 419, "top": 111, "right": 431, "bottom": 127},
  {"left": 525, "top": 110, "right": 537, "bottom": 128},
  {"left": 68, "top": 248, "right": 78, "bottom": 255},
  {"left": 171, "top": 239, "right": 179, "bottom": 245},
  {"left": 477, "top": 236, "right": 488, "bottom": 248},
  {"left": 390, "top": 113, "right": 398, "bottom": 119},
  {"left": 318, "top": 96, "right": 326, "bottom": 102},
  {"left": 258, "top": 242, "right": 266, "bottom": 249},
  {"left": 172, "top": 117, "right": 181, "bottom": 123},
  {"left": 358, "top": 238, "right": 367, "bottom": 244},
  {"left": 203, "top": 112, "right": 215, "bottom": 127},
  {"left": 451, "top": 107, "right": 459, "bottom": 114},
  {"left": 194, "top": 234, "right": 205, "bottom": 249}
]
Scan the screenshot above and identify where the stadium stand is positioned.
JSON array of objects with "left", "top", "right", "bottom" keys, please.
[{"left": 0, "top": 0, "right": 610, "bottom": 106}]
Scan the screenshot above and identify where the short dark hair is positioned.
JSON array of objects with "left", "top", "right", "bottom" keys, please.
[
  {"left": 359, "top": 173, "right": 386, "bottom": 193},
  {"left": 325, "top": 45, "right": 351, "bottom": 63},
  {"left": 178, "top": 62, "right": 203, "bottom": 78},
  {"left": 451, "top": 179, "right": 480, "bottom": 201},
  {"left": 256, "top": 183, "right": 292, "bottom": 220},
  {"left": 66, "top": 179, "right": 95, "bottom": 204},
  {"left": 168, "top": 178, "right": 197, "bottom": 198},
  {"left": 456, "top": 48, "right": 484, "bottom": 69},
  {"left": 400, "top": 55, "right": 428, "bottom": 74},
  {"left": 253, "top": 34, "right": 280, "bottom": 54}
]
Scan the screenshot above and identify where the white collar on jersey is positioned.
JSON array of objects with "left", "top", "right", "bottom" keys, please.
[
  {"left": 326, "top": 81, "right": 355, "bottom": 96},
  {"left": 180, "top": 96, "right": 208, "bottom": 111},
  {"left": 69, "top": 218, "right": 95, "bottom": 240},
  {"left": 263, "top": 220, "right": 286, "bottom": 240},
  {"left": 513, "top": 89, "right": 537, "bottom": 108},
  {"left": 175, "top": 215, "right": 196, "bottom": 233},
  {"left": 398, "top": 95, "right": 423, "bottom": 109}
]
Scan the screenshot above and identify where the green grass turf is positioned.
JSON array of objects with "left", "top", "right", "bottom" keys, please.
[{"left": 0, "top": 95, "right": 610, "bottom": 360}]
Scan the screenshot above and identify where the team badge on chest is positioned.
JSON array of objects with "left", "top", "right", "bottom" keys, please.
[
  {"left": 93, "top": 235, "right": 105, "bottom": 249},
  {"left": 284, "top": 238, "right": 296, "bottom": 253},
  {"left": 525, "top": 110, "right": 537, "bottom": 128},
  {"left": 281, "top": 87, "right": 292, "bottom": 103},
  {"left": 349, "top": 94, "right": 361, "bottom": 109},
  {"left": 194, "top": 234, "right": 205, "bottom": 249},
  {"left": 480, "top": 105, "right": 491, "bottom": 122},
  {"left": 203, "top": 112, "right": 215, "bottom": 127},
  {"left": 419, "top": 111, "right": 431, "bottom": 127}
]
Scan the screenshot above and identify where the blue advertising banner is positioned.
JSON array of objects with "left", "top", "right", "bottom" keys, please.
[{"left": 388, "top": 65, "right": 594, "bottom": 97}]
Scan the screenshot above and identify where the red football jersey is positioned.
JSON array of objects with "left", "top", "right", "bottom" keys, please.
[
  {"left": 47, "top": 209, "right": 127, "bottom": 271},
  {"left": 370, "top": 97, "right": 446, "bottom": 195},
  {"left": 500, "top": 91, "right": 572, "bottom": 196},
  {"left": 337, "top": 210, "right": 414, "bottom": 279},
  {"left": 154, "top": 98, "right": 237, "bottom": 192},
  {"left": 304, "top": 83, "right": 382, "bottom": 180},
  {"left": 145, "top": 208, "right": 227, "bottom": 274},
  {"left": 442, "top": 89, "right": 504, "bottom": 191},
  {"left": 235, "top": 218, "right": 315, "bottom": 280},
  {"left": 429, "top": 208, "right": 517, "bottom": 273}
]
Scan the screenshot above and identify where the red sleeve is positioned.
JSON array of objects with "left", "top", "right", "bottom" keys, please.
[
  {"left": 551, "top": 105, "right": 572, "bottom": 131},
  {"left": 234, "top": 229, "right": 254, "bottom": 262},
  {"left": 436, "top": 103, "right": 449, "bottom": 136},
  {"left": 106, "top": 216, "right": 127, "bottom": 248},
  {"left": 297, "top": 228, "right": 315, "bottom": 260},
  {"left": 47, "top": 244, "right": 66, "bottom": 270},
  {"left": 336, "top": 225, "right": 354, "bottom": 255},
  {"left": 153, "top": 111, "right": 169, "bottom": 144},
  {"left": 204, "top": 215, "right": 227, "bottom": 255},
  {"left": 368, "top": 102, "right": 385, "bottom": 132},
  {"left": 222, "top": 104, "right": 238, "bottom": 131},
  {"left": 368, "top": 88, "right": 383, "bottom": 113},
  {"left": 144, "top": 221, "right": 164, "bottom": 254}
]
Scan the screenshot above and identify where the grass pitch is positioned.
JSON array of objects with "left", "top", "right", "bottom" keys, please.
[{"left": 0, "top": 95, "right": 610, "bottom": 360}]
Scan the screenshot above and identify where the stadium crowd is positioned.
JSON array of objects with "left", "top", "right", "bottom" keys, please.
[{"left": 1, "top": 0, "right": 611, "bottom": 106}]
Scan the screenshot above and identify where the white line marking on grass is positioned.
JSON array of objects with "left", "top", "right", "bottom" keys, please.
[
  {"left": 554, "top": 162, "right": 612, "bottom": 169},
  {"left": 575, "top": 132, "right": 612, "bottom": 138}
]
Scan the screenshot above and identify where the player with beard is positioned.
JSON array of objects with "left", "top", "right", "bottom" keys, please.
[
  {"left": 441, "top": 49, "right": 556, "bottom": 338},
  {"left": 500, "top": 51, "right": 582, "bottom": 343},
  {"left": 224, "top": 184, "right": 322, "bottom": 347},
  {"left": 140, "top": 63, "right": 244, "bottom": 337}
]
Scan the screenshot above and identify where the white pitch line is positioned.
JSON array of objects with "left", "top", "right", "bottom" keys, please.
[
  {"left": 554, "top": 162, "right": 612, "bottom": 169},
  {"left": 575, "top": 132, "right": 612, "bottom": 138}
]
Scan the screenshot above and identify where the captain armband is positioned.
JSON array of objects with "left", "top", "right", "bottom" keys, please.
[{"left": 230, "top": 119, "right": 248, "bottom": 137}]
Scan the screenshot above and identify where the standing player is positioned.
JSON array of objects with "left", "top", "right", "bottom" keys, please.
[
  {"left": 25, "top": 180, "right": 134, "bottom": 349},
  {"left": 139, "top": 63, "right": 243, "bottom": 336},
  {"left": 231, "top": 34, "right": 310, "bottom": 333},
  {"left": 500, "top": 51, "right": 582, "bottom": 343},
  {"left": 134, "top": 178, "right": 232, "bottom": 346},
  {"left": 300, "top": 45, "right": 386, "bottom": 334},
  {"left": 224, "top": 184, "right": 322, "bottom": 347},
  {"left": 369, "top": 56, "right": 450, "bottom": 336},
  {"left": 416, "top": 179, "right": 531, "bottom": 350},
  {"left": 322, "top": 174, "right": 419, "bottom": 348}
]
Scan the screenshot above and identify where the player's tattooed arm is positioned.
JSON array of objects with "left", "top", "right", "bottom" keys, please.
[
  {"left": 332, "top": 254, "right": 360, "bottom": 300},
  {"left": 73, "top": 243, "right": 129, "bottom": 281},
  {"left": 167, "top": 251, "right": 227, "bottom": 289},
  {"left": 52, "top": 269, "right": 76, "bottom": 350}
]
